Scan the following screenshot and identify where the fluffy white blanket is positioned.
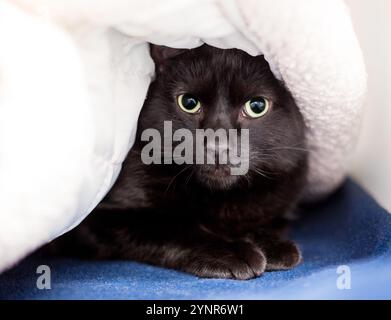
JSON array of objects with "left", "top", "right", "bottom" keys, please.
[{"left": 0, "top": 0, "right": 366, "bottom": 272}]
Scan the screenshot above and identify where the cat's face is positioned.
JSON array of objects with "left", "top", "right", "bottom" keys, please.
[{"left": 137, "top": 44, "right": 307, "bottom": 190}]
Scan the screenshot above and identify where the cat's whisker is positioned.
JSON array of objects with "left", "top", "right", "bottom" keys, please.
[
  {"left": 164, "top": 166, "right": 192, "bottom": 194},
  {"left": 185, "top": 168, "right": 195, "bottom": 188},
  {"left": 259, "top": 145, "right": 310, "bottom": 153},
  {"left": 238, "top": 173, "right": 251, "bottom": 188},
  {"left": 251, "top": 168, "right": 273, "bottom": 180}
]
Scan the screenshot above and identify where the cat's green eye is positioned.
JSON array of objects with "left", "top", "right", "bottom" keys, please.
[
  {"left": 177, "top": 94, "right": 201, "bottom": 114},
  {"left": 243, "top": 97, "right": 270, "bottom": 118}
]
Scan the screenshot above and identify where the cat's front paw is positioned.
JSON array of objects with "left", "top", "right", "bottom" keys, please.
[
  {"left": 254, "top": 234, "right": 302, "bottom": 271},
  {"left": 183, "top": 240, "right": 266, "bottom": 280}
]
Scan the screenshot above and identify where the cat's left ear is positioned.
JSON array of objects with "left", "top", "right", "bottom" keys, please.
[{"left": 150, "top": 44, "right": 187, "bottom": 72}]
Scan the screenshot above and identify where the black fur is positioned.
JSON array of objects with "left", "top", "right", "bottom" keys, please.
[{"left": 46, "top": 44, "right": 308, "bottom": 280}]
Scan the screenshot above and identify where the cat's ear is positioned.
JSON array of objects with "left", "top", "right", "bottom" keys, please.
[{"left": 150, "top": 44, "right": 186, "bottom": 71}]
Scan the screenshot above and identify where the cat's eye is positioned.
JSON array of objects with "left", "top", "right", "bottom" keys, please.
[
  {"left": 177, "top": 94, "right": 201, "bottom": 114},
  {"left": 243, "top": 97, "right": 270, "bottom": 118}
]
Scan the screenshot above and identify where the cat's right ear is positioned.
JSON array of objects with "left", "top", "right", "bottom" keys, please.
[{"left": 150, "top": 44, "right": 186, "bottom": 72}]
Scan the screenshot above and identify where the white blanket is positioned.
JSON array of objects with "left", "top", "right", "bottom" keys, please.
[{"left": 0, "top": 0, "right": 366, "bottom": 272}]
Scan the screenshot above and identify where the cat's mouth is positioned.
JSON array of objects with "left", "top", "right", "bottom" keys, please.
[{"left": 196, "top": 164, "right": 240, "bottom": 190}]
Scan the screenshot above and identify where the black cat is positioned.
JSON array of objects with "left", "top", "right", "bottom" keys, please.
[{"left": 48, "top": 44, "right": 308, "bottom": 280}]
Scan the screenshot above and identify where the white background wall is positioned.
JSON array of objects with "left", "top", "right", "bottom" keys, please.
[{"left": 344, "top": 0, "right": 391, "bottom": 211}]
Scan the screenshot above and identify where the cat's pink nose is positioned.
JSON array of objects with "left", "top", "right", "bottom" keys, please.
[{"left": 206, "top": 141, "right": 229, "bottom": 165}]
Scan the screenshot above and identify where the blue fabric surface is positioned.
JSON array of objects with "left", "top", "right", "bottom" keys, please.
[{"left": 1, "top": 179, "right": 391, "bottom": 300}]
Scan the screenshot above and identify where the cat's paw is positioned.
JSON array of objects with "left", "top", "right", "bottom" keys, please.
[
  {"left": 255, "top": 235, "right": 302, "bottom": 271},
  {"left": 183, "top": 240, "right": 266, "bottom": 280}
]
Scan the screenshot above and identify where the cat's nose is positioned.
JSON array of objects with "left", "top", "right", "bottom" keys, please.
[
  {"left": 206, "top": 140, "right": 229, "bottom": 154},
  {"left": 205, "top": 140, "right": 229, "bottom": 165}
]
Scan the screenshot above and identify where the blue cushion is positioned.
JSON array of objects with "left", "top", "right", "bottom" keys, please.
[{"left": 1, "top": 179, "right": 391, "bottom": 300}]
